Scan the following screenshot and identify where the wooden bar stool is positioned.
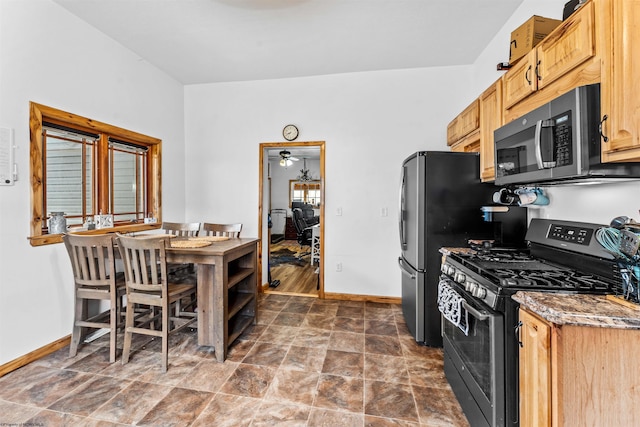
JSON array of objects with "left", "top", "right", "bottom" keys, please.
[
  {"left": 116, "top": 234, "right": 197, "bottom": 373},
  {"left": 63, "top": 233, "right": 125, "bottom": 363}
]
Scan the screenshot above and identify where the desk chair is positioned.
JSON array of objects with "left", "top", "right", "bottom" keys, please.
[
  {"left": 292, "top": 208, "right": 313, "bottom": 258},
  {"left": 116, "top": 234, "right": 196, "bottom": 373},
  {"left": 200, "top": 223, "right": 242, "bottom": 238},
  {"left": 63, "top": 233, "right": 125, "bottom": 363}
]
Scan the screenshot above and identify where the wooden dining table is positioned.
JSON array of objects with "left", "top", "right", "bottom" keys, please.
[{"left": 165, "top": 237, "right": 259, "bottom": 362}]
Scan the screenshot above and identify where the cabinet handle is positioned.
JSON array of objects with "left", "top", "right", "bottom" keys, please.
[
  {"left": 515, "top": 320, "right": 523, "bottom": 348},
  {"left": 535, "top": 60, "right": 541, "bottom": 81},
  {"left": 599, "top": 115, "right": 609, "bottom": 143},
  {"left": 525, "top": 65, "right": 532, "bottom": 85}
]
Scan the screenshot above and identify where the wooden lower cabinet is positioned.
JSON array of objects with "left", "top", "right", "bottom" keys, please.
[
  {"left": 518, "top": 309, "right": 552, "bottom": 427},
  {"left": 518, "top": 308, "right": 640, "bottom": 427}
]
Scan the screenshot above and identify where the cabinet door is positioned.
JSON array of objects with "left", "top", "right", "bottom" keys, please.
[
  {"left": 599, "top": 0, "right": 640, "bottom": 162},
  {"left": 450, "top": 129, "right": 480, "bottom": 153},
  {"left": 503, "top": 50, "right": 537, "bottom": 109},
  {"left": 479, "top": 80, "right": 502, "bottom": 182},
  {"left": 447, "top": 99, "right": 480, "bottom": 146},
  {"left": 518, "top": 309, "right": 552, "bottom": 427},
  {"left": 537, "top": 1, "right": 595, "bottom": 89}
]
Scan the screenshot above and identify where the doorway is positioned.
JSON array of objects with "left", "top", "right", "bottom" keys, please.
[{"left": 258, "top": 141, "right": 325, "bottom": 298}]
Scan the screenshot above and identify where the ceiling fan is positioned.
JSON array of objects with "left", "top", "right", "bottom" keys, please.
[{"left": 279, "top": 150, "right": 299, "bottom": 167}]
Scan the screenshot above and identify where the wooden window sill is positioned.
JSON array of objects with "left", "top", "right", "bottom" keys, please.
[{"left": 29, "top": 223, "right": 162, "bottom": 246}]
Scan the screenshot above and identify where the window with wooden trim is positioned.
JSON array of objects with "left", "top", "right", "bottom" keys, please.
[
  {"left": 30, "top": 102, "right": 162, "bottom": 246},
  {"left": 289, "top": 180, "right": 321, "bottom": 207}
]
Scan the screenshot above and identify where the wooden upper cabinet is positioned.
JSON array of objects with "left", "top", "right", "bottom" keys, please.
[
  {"left": 450, "top": 129, "right": 480, "bottom": 153},
  {"left": 503, "top": 50, "right": 538, "bottom": 109},
  {"left": 537, "top": 1, "right": 595, "bottom": 89},
  {"left": 598, "top": 0, "right": 640, "bottom": 162},
  {"left": 479, "top": 80, "right": 502, "bottom": 182},
  {"left": 503, "top": 2, "right": 595, "bottom": 110},
  {"left": 447, "top": 99, "right": 479, "bottom": 147}
]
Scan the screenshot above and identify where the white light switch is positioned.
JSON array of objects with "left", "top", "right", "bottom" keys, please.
[
  {"left": 381, "top": 207, "right": 388, "bottom": 217},
  {"left": 336, "top": 207, "right": 342, "bottom": 216}
]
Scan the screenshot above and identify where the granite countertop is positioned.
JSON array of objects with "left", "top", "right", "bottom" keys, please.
[{"left": 513, "top": 291, "right": 640, "bottom": 330}]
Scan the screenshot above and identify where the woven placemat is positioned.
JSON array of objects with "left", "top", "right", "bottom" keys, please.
[
  {"left": 170, "top": 239, "right": 212, "bottom": 248},
  {"left": 191, "top": 236, "right": 231, "bottom": 242}
]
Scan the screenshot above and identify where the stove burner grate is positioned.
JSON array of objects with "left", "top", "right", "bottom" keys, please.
[{"left": 494, "top": 269, "right": 610, "bottom": 291}]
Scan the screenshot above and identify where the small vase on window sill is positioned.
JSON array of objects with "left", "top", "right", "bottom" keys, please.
[{"left": 49, "top": 212, "right": 67, "bottom": 234}]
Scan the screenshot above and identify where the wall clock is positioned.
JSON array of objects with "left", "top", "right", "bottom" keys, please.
[{"left": 283, "top": 124, "right": 299, "bottom": 141}]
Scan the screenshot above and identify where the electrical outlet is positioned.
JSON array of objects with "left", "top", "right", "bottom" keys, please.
[{"left": 336, "top": 262, "right": 342, "bottom": 272}]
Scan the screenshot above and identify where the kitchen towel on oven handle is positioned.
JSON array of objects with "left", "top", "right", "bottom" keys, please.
[{"left": 437, "top": 279, "right": 469, "bottom": 336}]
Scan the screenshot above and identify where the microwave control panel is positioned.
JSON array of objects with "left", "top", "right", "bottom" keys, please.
[{"left": 553, "top": 112, "right": 573, "bottom": 167}]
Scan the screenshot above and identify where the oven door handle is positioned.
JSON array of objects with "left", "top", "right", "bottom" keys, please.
[{"left": 462, "top": 300, "right": 490, "bottom": 321}]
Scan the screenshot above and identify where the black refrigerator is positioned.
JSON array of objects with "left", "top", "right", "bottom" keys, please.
[{"left": 398, "top": 151, "right": 496, "bottom": 347}]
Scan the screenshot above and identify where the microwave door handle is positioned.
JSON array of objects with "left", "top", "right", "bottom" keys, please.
[
  {"left": 534, "top": 119, "right": 545, "bottom": 169},
  {"left": 534, "top": 119, "right": 557, "bottom": 169}
]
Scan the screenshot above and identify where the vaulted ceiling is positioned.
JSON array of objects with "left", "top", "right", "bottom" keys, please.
[{"left": 53, "top": 0, "right": 524, "bottom": 85}]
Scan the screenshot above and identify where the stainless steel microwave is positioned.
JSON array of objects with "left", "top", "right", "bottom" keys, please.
[{"left": 494, "top": 84, "right": 640, "bottom": 185}]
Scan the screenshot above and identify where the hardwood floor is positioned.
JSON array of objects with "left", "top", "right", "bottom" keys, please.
[{"left": 267, "top": 240, "right": 318, "bottom": 296}]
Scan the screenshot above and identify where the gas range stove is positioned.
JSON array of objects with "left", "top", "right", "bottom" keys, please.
[
  {"left": 439, "top": 218, "right": 618, "bottom": 427},
  {"left": 441, "top": 219, "right": 616, "bottom": 310}
]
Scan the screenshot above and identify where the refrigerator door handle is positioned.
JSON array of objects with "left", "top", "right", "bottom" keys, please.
[
  {"left": 398, "top": 257, "right": 416, "bottom": 279},
  {"left": 398, "top": 165, "right": 407, "bottom": 250}
]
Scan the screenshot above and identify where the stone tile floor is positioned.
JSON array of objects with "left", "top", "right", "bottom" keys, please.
[{"left": 0, "top": 294, "right": 470, "bottom": 426}]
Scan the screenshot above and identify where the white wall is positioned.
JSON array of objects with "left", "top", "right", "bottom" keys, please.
[
  {"left": 184, "top": 66, "right": 474, "bottom": 297},
  {"left": 0, "top": 0, "right": 185, "bottom": 365},
  {"left": 468, "top": 0, "right": 640, "bottom": 225},
  {"left": 4, "top": 0, "right": 639, "bottom": 367}
]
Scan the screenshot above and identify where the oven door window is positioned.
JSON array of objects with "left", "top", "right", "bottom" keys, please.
[{"left": 442, "top": 295, "right": 503, "bottom": 401}]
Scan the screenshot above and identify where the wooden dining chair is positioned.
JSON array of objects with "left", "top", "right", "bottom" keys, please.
[
  {"left": 161, "top": 221, "right": 201, "bottom": 237},
  {"left": 161, "top": 221, "right": 201, "bottom": 274},
  {"left": 200, "top": 223, "right": 242, "bottom": 238},
  {"left": 115, "top": 234, "right": 197, "bottom": 373},
  {"left": 63, "top": 233, "right": 125, "bottom": 363}
]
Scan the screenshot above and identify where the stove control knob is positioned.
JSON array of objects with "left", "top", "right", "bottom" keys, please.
[
  {"left": 454, "top": 271, "right": 466, "bottom": 284},
  {"left": 466, "top": 282, "right": 478, "bottom": 294},
  {"left": 441, "top": 264, "right": 453, "bottom": 276},
  {"left": 473, "top": 286, "right": 487, "bottom": 299}
]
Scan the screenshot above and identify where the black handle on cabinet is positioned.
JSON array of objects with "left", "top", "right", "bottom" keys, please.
[
  {"left": 515, "top": 321, "right": 523, "bottom": 348},
  {"left": 599, "top": 115, "right": 609, "bottom": 143},
  {"left": 525, "top": 65, "right": 532, "bottom": 85},
  {"left": 535, "top": 60, "right": 541, "bottom": 81}
]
